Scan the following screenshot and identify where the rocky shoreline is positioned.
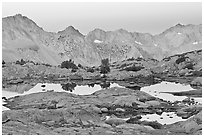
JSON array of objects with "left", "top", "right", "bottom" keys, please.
[
  {"left": 2, "top": 50, "right": 202, "bottom": 135},
  {"left": 2, "top": 87, "right": 202, "bottom": 135}
]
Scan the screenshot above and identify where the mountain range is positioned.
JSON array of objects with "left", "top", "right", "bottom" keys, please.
[{"left": 2, "top": 14, "right": 202, "bottom": 66}]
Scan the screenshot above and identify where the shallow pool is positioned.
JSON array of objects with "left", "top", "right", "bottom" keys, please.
[
  {"left": 140, "top": 112, "right": 188, "bottom": 125},
  {"left": 2, "top": 82, "right": 123, "bottom": 97},
  {"left": 2, "top": 82, "right": 122, "bottom": 111},
  {"left": 2, "top": 81, "right": 202, "bottom": 123},
  {"left": 141, "top": 81, "right": 202, "bottom": 103}
]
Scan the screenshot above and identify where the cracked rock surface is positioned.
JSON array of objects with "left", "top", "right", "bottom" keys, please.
[{"left": 2, "top": 87, "right": 202, "bottom": 135}]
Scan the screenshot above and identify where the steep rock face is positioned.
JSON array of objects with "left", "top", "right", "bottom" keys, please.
[
  {"left": 155, "top": 24, "right": 202, "bottom": 56},
  {"left": 2, "top": 14, "right": 62, "bottom": 65},
  {"left": 132, "top": 32, "right": 164, "bottom": 60},
  {"left": 132, "top": 24, "right": 202, "bottom": 60},
  {"left": 55, "top": 26, "right": 101, "bottom": 66},
  {"left": 2, "top": 14, "right": 202, "bottom": 66},
  {"left": 86, "top": 29, "right": 148, "bottom": 63},
  {"left": 152, "top": 50, "right": 202, "bottom": 76}
]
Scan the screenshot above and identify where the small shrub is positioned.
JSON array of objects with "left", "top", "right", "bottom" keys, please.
[
  {"left": 71, "top": 69, "right": 77, "bottom": 73},
  {"left": 183, "top": 63, "right": 194, "bottom": 70},
  {"left": 136, "top": 57, "right": 143, "bottom": 61},
  {"left": 124, "top": 65, "right": 144, "bottom": 72},
  {"left": 78, "top": 64, "right": 83, "bottom": 68},
  {"left": 192, "top": 71, "right": 202, "bottom": 77},
  {"left": 100, "top": 82, "right": 110, "bottom": 89},
  {"left": 29, "top": 61, "right": 35, "bottom": 65},
  {"left": 42, "top": 63, "right": 52, "bottom": 67},
  {"left": 61, "top": 82, "right": 77, "bottom": 92},
  {"left": 100, "top": 58, "right": 110, "bottom": 74},
  {"left": 87, "top": 68, "right": 94, "bottom": 73},
  {"left": 175, "top": 56, "right": 187, "bottom": 64},
  {"left": 151, "top": 58, "right": 158, "bottom": 62},
  {"left": 127, "top": 57, "right": 135, "bottom": 61},
  {"left": 2, "top": 60, "right": 5, "bottom": 65},
  {"left": 16, "top": 59, "right": 26, "bottom": 65},
  {"left": 95, "top": 67, "right": 100, "bottom": 71},
  {"left": 163, "top": 57, "right": 171, "bottom": 62},
  {"left": 61, "top": 59, "right": 78, "bottom": 70},
  {"left": 88, "top": 83, "right": 95, "bottom": 87}
]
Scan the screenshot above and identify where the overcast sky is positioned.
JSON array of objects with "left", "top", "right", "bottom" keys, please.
[{"left": 2, "top": 2, "right": 202, "bottom": 35}]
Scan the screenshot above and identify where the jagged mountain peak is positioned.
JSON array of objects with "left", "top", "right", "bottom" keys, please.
[
  {"left": 4, "top": 13, "right": 26, "bottom": 20},
  {"left": 88, "top": 28, "right": 130, "bottom": 36},
  {"left": 58, "top": 26, "right": 83, "bottom": 36},
  {"left": 115, "top": 28, "right": 129, "bottom": 33},
  {"left": 162, "top": 23, "right": 185, "bottom": 33},
  {"left": 62, "top": 26, "right": 76, "bottom": 32},
  {"left": 88, "top": 28, "right": 106, "bottom": 34},
  {"left": 175, "top": 23, "right": 184, "bottom": 27},
  {"left": 2, "top": 14, "right": 202, "bottom": 66},
  {"left": 159, "top": 23, "right": 202, "bottom": 36},
  {"left": 3, "top": 13, "right": 44, "bottom": 31},
  {"left": 11, "top": 13, "right": 24, "bottom": 18},
  {"left": 4, "top": 14, "right": 35, "bottom": 25},
  {"left": 86, "top": 28, "right": 106, "bottom": 40},
  {"left": 159, "top": 23, "right": 192, "bottom": 36}
]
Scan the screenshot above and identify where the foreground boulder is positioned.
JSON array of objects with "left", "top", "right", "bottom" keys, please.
[{"left": 166, "top": 111, "right": 202, "bottom": 135}]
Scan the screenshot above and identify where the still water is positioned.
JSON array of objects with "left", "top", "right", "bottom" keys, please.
[
  {"left": 2, "top": 81, "right": 202, "bottom": 125},
  {"left": 141, "top": 81, "right": 202, "bottom": 103},
  {"left": 2, "top": 82, "right": 123, "bottom": 98},
  {"left": 140, "top": 112, "right": 187, "bottom": 125}
]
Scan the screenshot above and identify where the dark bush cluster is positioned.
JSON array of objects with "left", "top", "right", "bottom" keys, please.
[
  {"left": 16, "top": 59, "right": 26, "bottom": 65},
  {"left": 175, "top": 56, "right": 187, "bottom": 64},
  {"left": 61, "top": 82, "right": 77, "bottom": 92},
  {"left": 123, "top": 65, "right": 144, "bottom": 72},
  {"left": 127, "top": 57, "right": 135, "bottom": 61},
  {"left": 95, "top": 67, "right": 100, "bottom": 71},
  {"left": 100, "top": 58, "right": 110, "bottom": 74},
  {"left": 100, "top": 82, "right": 111, "bottom": 89},
  {"left": 189, "top": 71, "right": 202, "bottom": 77},
  {"left": 41, "top": 63, "right": 52, "bottom": 67},
  {"left": 150, "top": 58, "right": 158, "bottom": 62},
  {"left": 135, "top": 57, "right": 143, "bottom": 61},
  {"left": 2, "top": 60, "right": 5, "bottom": 65},
  {"left": 87, "top": 67, "right": 95, "bottom": 73},
  {"left": 61, "top": 59, "right": 78, "bottom": 70},
  {"left": 71, "top": 69, "right": 77, "bottom": 73},
  {"left": 162, "top": 57, "right": 171, "bottom": 62},
  {"left": 88, "top": 83, "right": 95, "bottom": 87},
  {"left": 2, "top": 60, "right": 6, "bottom": 68},
  {"left": 78, "top": 64, "right": 83, "bottom": 68},
  {"left": 14, "top": 59, "right": 54, "bottom": 67},
  {"left": 183, "top": 63, "right": 194, "bottom": 70}
]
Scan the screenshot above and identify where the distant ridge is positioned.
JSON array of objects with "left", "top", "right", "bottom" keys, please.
[{"left": 2, "top": 14, "right": 202, "bottom": 66}]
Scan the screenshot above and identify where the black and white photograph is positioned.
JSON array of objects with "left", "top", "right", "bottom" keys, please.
[{"left": 1, "top": 0, "right": 202, "bottom": 135}]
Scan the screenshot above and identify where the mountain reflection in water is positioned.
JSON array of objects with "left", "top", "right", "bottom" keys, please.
[
  {"left": 61, "top": 81, "right": 111, "bottom": 92},
  {"left": 61, "top": 82, "right": 77, "bottom": 92}
]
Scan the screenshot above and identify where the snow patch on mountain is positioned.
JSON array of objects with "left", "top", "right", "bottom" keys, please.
[
  {"left": 94, "top": 40, "right": 103, "bottom": 43},
  {"left": 154, "top": 44, "right": 158, "bottom": 47},
  {"left": 193, "top": 41, "right": 198, "bottom": 45},
  {"left": 135, "top": 41, "right": 143, "bottom": 45}
]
